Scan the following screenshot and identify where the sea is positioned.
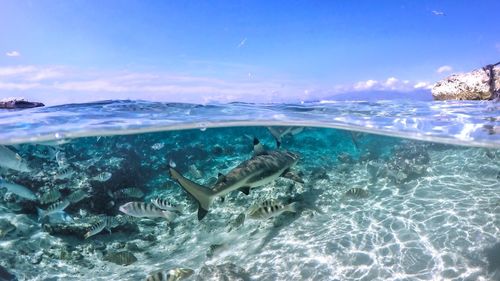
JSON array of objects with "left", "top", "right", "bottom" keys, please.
[{"left": 0, "top": 100, "right": 499, "bottom": 281}]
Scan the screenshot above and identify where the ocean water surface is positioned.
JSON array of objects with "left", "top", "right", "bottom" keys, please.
[{"left": 0, "top": 100, "right": 499, "bottom": 281}]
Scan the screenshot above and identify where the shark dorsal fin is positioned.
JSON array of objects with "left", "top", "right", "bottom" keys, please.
[
  {"left": 253, "top": 138, "right": 266, "bottom": 156},
  {"left": 215, "top": 173, "right": 226, "bottom": 185},
  {"left": 239, "top": 186, "right": 250, "bottom": 195}
]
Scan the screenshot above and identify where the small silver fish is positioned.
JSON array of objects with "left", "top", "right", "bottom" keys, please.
[
  {"left": 145, "top": 268, "right": 194, "bottom": 281},
  {"left": 108, "top": 188, "right": 144, "bottom": 199},
  {"left": 248, "top": 200, "right": 298, "bottom": 220},
  {"left": 38, "top": 189, "right": 62, "bottom": 204},
  {"left": 55, "top": 151, "right": 67, "bottom": 168},
  {"left": 119, "top": 202, "right": 176, "bottom": 220},
  {"left": 0, "top": 145, "right": 31, "bottom": 172},
  {"left": 36, "top": 199, "right": 70, "bottom": 219},
  {"left": 92, "top": 172, "right": 112, "bottom": 182},
  {"left": 188, "top": 164, "right": 203, "bottom": 179},
  {"left": 151, "top": 143, "right": 165, "bottom": 150},
  {"left": 67, "top": 189, "right": 89, "bottom": 203},
  {"left": 0, "top": 178, "right": 37, "bottom": 200},
  {"left": 227, "top": 212, "right": 245, "bottom": 232},
  {"left": 345, "top": 188, "right": 369, "bottom": 198},
  {"left": 151, "top": 198, "right": 182, "bottom": 213},
  {"left": 47, "top": 211, "right": 74, "bottom": 224}
]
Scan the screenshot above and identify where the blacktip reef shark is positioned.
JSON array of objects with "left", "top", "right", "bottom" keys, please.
[
  {"left": 169, "top": 138, "right": 303, "bottom": 221},
  {"left": 267, "top": 126, "right": 304, "bottom": 148}
]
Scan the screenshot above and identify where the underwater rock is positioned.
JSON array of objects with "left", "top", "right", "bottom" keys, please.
[
  {"left": 0, "top": 98, "right": 44, "bottom": 109},
  {"left": 197, "top": 263, "right": 251, "bottom": 281},
  {"left": 0, "top": 219, "right": 16, "bottom": 238},
  {"left": 103, "top": 250, "right": 137, "bottom": 266},
  {"left": 0, "top": 265, "right": 17, "bottom": 281},
  {"left": 432, "top": 62, "right": 500, "bottom": 100}
]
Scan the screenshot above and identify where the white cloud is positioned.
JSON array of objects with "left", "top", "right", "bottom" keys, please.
[
  {"left": 436, "top": 65, "right": 453, "bottom": 74},
  {"left": 5, "top": 51, "right": 21, "bottom": 57},
  {"left": 414, "top": 82, "right": 432, "bottom": 89},
  {"left": 353, "top": 79, "right": 378, "bottom": 90}
]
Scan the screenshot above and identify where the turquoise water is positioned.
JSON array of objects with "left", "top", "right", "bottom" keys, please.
[{"left": 0, "top": 100, "right": 499, "bottom": 280}]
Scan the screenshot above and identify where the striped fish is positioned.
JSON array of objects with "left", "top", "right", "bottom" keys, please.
[
  {"left": 345, "top": 188, "right": 369, "bottom": 198},
  {"left": 108, "top": 188, "right": 144, "bottom": 199},
  {"left": 119, "top": 202, "right": 176, "bottom": 220},
  {"left": 84, "top": 216, "right": 121, "bottom": 239},
  {"left": 248, "top": 200, "right": 298, "bottom": 220},
  {"left": 103, "top": 251, "right": 137, "bottom": 266},
  {"left": 92, "top": 172, "right": 112, "bottom": 182},
  {"left": 39, "top": 189, "right": 62, "bottom": 204},
  {"left": 151, "top": 198, "right": 182, "bottom": 213},
  {"left": 54, "top": 167, "right": 74, "bottom": 180},
  {"left": 145, "top": 268, "right": 194, "bottom": 281},
  {"left": 36, "top": 199, "right": 70, "bottom": 219},
  {"left": 67, "top": 189, "right": 89, "bottom": 203}
]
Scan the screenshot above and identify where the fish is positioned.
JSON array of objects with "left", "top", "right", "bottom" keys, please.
[
  {"left": 118, "top": 202, "right": 177, "bottom": 220},
  {"left": 206, "top": 243, "right": 227, "bottom": 258},
  {"left": 248, "top": 200, "right": 298, "bottom": 220},
  {"left": 36, "top": 199, "right": 70, "bottom": 220},
  {"left": 169, "top": 138, "right": 302, "bottom": 220},
  {"left": 267, "top": 126, "right": 304, "bottom": 148},
  {"left": 345, "top": 188, "right": 369, "bottom": 198},
  {"left": 151, "top": 142, "right": 165, "bottom": 150},
  {"left": 55, "top": 151, "right": 67, "bottom": 168},
  {"left": 0, "top": 145, "right": 31, "bottom": 172},
  {"left": 92, "top": 172, "right": 112, "bottom": 182},
  {"left": 0, "top": 178, "right": 37, "bottom": 200},
  {"left": 103, "top": 251, "right": 137, "bottom": 266},
  {"left": 151, "top": 198, "right": 182, "bottom": 213},
  {"left": 227, "top": 212, "right": 245, "bottom": 232},
  {"left": 84, "top": 216, "right": 120, "bottom": 239},
  {"left": 46, "top": 211, "right": 74, "bottom": 224},
  {"left": 188, "top": 164, "right": 203, "bottom": 179},
  {"left": 38, "top": 189, "right": 62, "bottom": 204},
  {"left": 67, "top": 189, "right": 89, "bottom": 203},
  {"left": 145, "top": 268, "right": 194, "bottom": 281},
  {"left": 54, "top": 167, "right": 74, "bottom": 180},
  {"left": 108, "top": 187, "right": 144, "bottom": 199}
]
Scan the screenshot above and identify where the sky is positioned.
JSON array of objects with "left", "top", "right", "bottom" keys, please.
[{"left": 0, "top": 0, "right": 499, "bottom": 105}]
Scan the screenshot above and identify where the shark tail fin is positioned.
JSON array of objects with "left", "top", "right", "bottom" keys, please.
[{"left": 169, "top": 167, "right": 216, "bottom": 221}]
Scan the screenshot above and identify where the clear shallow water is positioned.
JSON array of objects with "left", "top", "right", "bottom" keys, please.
[{"left": 0, "top": 100, "right": 499, "bottom": 281}]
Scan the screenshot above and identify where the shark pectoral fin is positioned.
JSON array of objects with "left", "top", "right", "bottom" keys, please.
[
  {"left": 215, "top": 173, "right": 226, "bottom": 185},
  {"left": 198, "top": 205, "right": 209, "bottom": 221},
  {"left": 239, "top": 186, "right": 250, "bottom": 195},
  {"left": 220, "top": 197, "right": 225, "bottom": 203},
  {"left": 275, "top": 139, "right": 281, "bottom": 148},
  {"left": 281, "top": 171, "right": 304, "bottom": 184}
]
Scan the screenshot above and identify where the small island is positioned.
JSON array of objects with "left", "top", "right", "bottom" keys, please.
[{"left": 0, "top": 98, "right": 45, "bottom": 109}]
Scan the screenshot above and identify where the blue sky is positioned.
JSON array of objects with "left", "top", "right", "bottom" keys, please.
[{"left": 0, "top": 0, "right": 499, "bottom": 104}]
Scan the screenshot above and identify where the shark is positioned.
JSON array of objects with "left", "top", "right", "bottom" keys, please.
[
  {"left": 169, "top": 138, "right": 303, "bottom": 221},
  {"left": 267, "top": 126, "right": 304, "bottom": 148}
]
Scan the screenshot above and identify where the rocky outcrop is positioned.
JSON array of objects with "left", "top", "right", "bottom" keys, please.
[
  {"left": 0, "top": 99, "right": 44, "bottom": 109},
  {"left": 432, "top": 62, "right": 500, "bottom": 100}
]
